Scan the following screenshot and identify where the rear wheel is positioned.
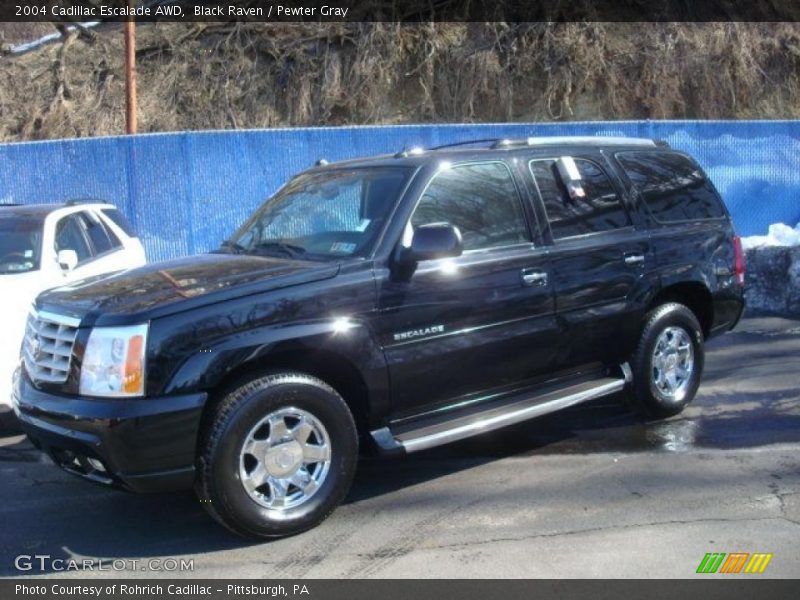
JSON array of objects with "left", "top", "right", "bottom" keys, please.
[
  {"left": 197, "top": 372, "right": 358, "bottom": 538},
  {"left": 630, "top": 302, "right": 705, "bottom": 419}
]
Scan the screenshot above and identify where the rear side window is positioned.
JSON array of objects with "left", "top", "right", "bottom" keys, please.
[
  {"left": 412, "top": 162, "right": 529, "bottom": 251},
  {"left": 529, "top": 158, "right": 631, "bottom": 239},
  {"left": 79, "top": 212, "right": 121, "bottom": 254},
  {"left": 616, "top": 152, "right": 725, "bottom": 222},
  {"left": 101, "top": 208, "right": 137, "bottom": 237}
]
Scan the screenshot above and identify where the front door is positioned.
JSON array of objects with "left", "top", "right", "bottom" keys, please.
[
  {"left": 55, "top": 211, "right": 130, "bottom": 283},
  {"left": 375, "top": 161, "right": 559, "bottom": 420}
]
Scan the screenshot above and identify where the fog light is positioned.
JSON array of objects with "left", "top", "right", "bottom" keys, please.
[{"left": 86, "top": 457, "right": 106, "bottom": 472}]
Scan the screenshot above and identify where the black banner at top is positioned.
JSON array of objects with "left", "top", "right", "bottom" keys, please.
[{"left": 2, "top": 0, "right": 800, "bottom": 23}]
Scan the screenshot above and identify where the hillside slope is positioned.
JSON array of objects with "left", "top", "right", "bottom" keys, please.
[{"left": 1, "top": 22, "right": 799, "bottom": 141}]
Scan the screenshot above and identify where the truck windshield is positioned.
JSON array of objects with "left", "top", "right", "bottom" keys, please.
[
  {"left": 0, "top": 218, "right": 43, "bottom": 274},
  {"left": 226, "top": 167, "right": 412, "bottom": 259}
]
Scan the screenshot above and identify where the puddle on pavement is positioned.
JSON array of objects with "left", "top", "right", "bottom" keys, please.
[
  {"left": 421, "top": 390, "right": 800, "bottom": 460},
  {"left": 421, "top": 320, "right": 800, "bottom": 459}
]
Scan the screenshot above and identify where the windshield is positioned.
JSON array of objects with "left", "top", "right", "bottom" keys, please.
[
  {"left": 226, "top": 167, "right": 412, "bottom": 259},
  {"left": 0, "top": 218, "right": 43, "bottom": 274}
]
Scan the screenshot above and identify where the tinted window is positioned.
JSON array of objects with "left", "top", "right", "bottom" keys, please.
[
  {"left": 101, "top": 208, "right": 136, "bottom": 237},
  {"left": 80, "top": 212, "right": 121, "bottom": 254},
  {"left": 530, "top": 158, "right": 631, "bottom": 239},
  {"left": 0, "top": 217, "right": 43, "bottom": 274},
  {"left": 55, "top": 215, "right": 91, "bottom": 262},
  {"left": 411, "top": 162, "right": 529, "bottom": 251},
  {"left": 616, "top": 152, "right": 725, "bottom": 222}
]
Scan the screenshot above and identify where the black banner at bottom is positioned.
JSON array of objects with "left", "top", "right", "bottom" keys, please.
[{"left": 2, "top": 580, "right": 799, "bottom": 600}]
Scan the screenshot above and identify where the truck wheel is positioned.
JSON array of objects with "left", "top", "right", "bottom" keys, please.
[
  {"left": 197, "top": 372, "right": 358, "bottom": 538},
  {"left": 629, "top": 302, "right": 705, "bottom": 419}
]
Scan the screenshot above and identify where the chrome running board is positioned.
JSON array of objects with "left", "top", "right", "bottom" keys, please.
[{"left": 372, "top": 364, "right": 631, "bottom": 454}]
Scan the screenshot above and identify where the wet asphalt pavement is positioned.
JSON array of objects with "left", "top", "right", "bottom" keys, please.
[{"left": 1, "top": 316, "right": 798, "bottom": 578}]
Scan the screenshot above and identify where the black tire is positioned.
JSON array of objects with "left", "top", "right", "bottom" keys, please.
[
  {"left": 196, "top": 372, "right": 358, "bottom": 539},
  {"left": 629, "top": 302, "right": 705, "bottom": 419}
]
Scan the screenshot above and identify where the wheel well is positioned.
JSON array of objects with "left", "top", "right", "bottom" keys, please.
[
  {"left": 199, "top": 349, "right": 372, "bottom": 444},
  {"left": 648, "top": 282, "right": 714, "bottom": 338}
]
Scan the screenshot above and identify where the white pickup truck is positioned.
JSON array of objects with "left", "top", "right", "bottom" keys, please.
[{"left": 0, "top": 201, "right": 146, "bottom": 417}]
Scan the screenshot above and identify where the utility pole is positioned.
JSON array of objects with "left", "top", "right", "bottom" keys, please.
[{"left": 124, "top": 0, "right": 137, "bottom": 134}]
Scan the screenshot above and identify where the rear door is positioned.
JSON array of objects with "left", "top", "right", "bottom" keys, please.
[
  {"left": 98, "top": 207, "right": 147, "bottom": 266},
  {"left": 376, "top": 160, "right": 559, "bottom": 419},
  {"left": 527, "top": 153, "right": 653, "bottom": 367}
]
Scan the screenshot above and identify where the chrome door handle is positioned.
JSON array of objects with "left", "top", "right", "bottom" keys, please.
[
  {"left": 624, "top": 254, "right": 645, "bottom": 266},
  {"left": 521, "top": 269, "right": 548, "bottom": 286}
]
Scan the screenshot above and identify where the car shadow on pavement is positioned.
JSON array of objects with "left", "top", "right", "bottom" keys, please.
[
  {"left": 3, "top": 380, "right": 799, "bottom": 574},
  {"left": 1, "top": 398, "right": 640, "bottom": 576}
]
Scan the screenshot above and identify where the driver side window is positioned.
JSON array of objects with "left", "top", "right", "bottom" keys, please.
[
  {"left": 411, "top": 162, "right": 530, "bottom": 251},
  {"left": 55, "top": 214, "right": 92, "bottom": 264}
]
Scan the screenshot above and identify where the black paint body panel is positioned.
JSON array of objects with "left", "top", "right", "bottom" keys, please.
[{"left": 16, "top": 141, "right": 745, "bottom": 490}]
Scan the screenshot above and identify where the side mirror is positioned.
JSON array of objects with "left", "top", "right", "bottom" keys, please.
[
  {"left": 57, "top": 249, "right": 78, "bottom": 272},
  {"left": 400, "top": 223, "right": 463, "bottom": 264}
]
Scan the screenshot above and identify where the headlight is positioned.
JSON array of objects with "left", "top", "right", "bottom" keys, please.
[{"left": 79, "top": 324, "right": 148, "bottom": 398}]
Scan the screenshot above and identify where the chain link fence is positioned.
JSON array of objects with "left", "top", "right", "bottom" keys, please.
[{"left": 1, "top": 121, "right": 797, "bottom": 262}]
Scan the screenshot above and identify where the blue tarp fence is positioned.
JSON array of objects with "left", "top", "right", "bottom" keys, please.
[{"left": 1, "top": 121, "right": 798, "bottom": 262}]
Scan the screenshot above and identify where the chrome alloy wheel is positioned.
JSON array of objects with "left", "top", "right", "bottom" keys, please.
[
  {"left": 239, "top": 407, "right": 332, "bottom": 510},
  {"left": 651, "top": 326, "right": 695, "bottom": 402}
]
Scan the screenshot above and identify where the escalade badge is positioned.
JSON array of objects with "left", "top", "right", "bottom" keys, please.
[{"left": 393, "top": 325, "right": 445, "bottom": 342}]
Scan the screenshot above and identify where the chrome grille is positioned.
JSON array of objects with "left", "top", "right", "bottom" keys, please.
[{"left": 23, "top": 310, "right": 81, "bottom": 384}]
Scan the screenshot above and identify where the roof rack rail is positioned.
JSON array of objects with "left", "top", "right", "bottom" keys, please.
[
  {"left": 65, "top": 198, "right": 107, "bottom": 206},
  {"left": 490, "top": 136, "right": 663, "bottom": 149},
  {"left": 430, "top": 138, "right": 502, "bottom": 151}
]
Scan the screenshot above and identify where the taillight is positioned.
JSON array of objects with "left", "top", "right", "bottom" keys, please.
[{"left": 733, "top": 235, "right": 745, "bottom": 286}]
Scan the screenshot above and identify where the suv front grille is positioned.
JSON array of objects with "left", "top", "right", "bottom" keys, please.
[{"left": 23, "top": 310, "right": 81, "bottom": 384}]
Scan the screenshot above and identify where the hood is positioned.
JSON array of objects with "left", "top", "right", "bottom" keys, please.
[{"left": 35, "top": 253, "right": 340, "bottom": 325}]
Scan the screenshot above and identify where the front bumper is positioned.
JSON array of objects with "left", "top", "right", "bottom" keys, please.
[{"left": 13, "top": 371, "right": 207, "bottom": 493}]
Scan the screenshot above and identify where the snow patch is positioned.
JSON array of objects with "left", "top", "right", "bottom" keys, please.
[
  {"left": 8, "top": 22, "right": 100, "bottom": 56},
  {"left": 742, "top": 222, "right": 800, "bottom": 249}
]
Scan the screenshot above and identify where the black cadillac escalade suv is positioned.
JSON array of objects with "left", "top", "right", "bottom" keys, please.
[{"left": 14, "top": 136, "right": 745, "bottom": 538}]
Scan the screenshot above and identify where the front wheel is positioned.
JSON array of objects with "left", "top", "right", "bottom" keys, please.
[
  {"left": 196, "top": 372, "right": 358, "bottom": 538},
  {"left": 629, "top": 302, "right": 705, "bottom": 419}
]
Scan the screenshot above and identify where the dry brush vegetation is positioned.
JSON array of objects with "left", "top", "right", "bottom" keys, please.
[{"left": 1, "top": 22, "right": 800, "bottom": 142}]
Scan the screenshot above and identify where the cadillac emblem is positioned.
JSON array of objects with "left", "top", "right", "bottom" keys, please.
[{"left": 30, "top": 334, "right": 41, "bottom": 359}]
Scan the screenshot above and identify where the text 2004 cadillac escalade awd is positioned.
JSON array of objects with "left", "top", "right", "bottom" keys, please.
[{"left": 14, "top": 137, "right": 745, "bottom": 538}]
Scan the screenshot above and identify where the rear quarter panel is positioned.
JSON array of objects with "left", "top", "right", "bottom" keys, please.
[{"left": 647, "top": 219, "right": 744, "bottom": 335}]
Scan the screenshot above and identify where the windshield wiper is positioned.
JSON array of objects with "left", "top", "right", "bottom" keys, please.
[{"left": 252, "top": 241, "right": 307, "bottom": 258}]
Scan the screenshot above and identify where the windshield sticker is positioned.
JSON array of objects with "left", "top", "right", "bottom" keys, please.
[{"left": 330, "top": 242, "right": 357, "bottom": 254}]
